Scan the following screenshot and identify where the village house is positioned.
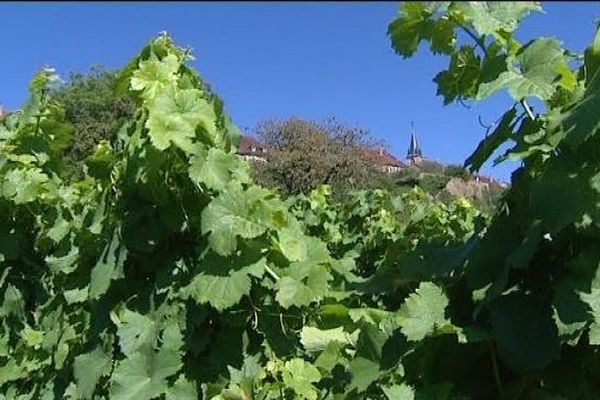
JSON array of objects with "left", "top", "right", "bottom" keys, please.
[
  {"left": 238, "top": 135, "right": 268, "bottom": 163},
  {"left": 361, "top": 148, "right": 405, "bottom": 173}
]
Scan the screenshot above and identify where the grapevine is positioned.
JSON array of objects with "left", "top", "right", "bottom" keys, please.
[{"left": 1, "top": 2, "right": 600, "bottom": 399}]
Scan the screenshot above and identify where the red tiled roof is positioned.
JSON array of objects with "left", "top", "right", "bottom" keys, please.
[
  {"left": 361, "top": 148, "right": 405, "bottom": 167},
  {"left": 238, "top": 135, "right": 268, "bottom": 155}
]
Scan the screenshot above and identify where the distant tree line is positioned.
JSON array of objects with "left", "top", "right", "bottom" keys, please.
[{"left": 44, "top": 66, "right": 504, "bottom": 211}]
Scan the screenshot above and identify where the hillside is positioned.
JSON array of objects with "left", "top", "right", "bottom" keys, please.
[{"left": 239, "top": 133, "right": 508, "bottom": 213}]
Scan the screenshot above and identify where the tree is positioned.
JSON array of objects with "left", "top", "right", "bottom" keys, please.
[
  {"left": 253, "top": 117, "right": 388, "bottom": 197},
  {"left": 444, "top": 163, "right": 471, "bottom": 180},
  {"left": 51, "top": 65, "right": 136, "bottom": 179}
]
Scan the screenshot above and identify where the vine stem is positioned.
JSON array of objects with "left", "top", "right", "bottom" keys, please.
[
  {"left": 488, "top": 341, "right": 505, "bottom": 400},
  {"left": 265, "top": 265, "right": 280, "bottom": 281},
  {"left": 519, "top": 99, "right": 536, "bottom": 121},
  {"left": 458, "top": 24, "right": 489, "bottom": 58}
]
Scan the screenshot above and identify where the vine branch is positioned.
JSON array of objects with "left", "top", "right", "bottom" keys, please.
[
  {"left": 519, "top": 99, "right": 536, "bottom": 121},
  {"left": 488, "top": 341, "right": 505, "bottom": 400},
  {"left": 457, "top": 24, "right": 489, "bottom": 58}
]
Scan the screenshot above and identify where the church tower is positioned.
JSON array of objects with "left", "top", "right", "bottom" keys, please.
[{"left": 406, "top": 121, "right": 423, "bottom": 165}]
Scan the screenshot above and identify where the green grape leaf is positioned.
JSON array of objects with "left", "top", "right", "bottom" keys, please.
[
  {"left": 530, "top": 154, "right": 598, "bottom": 233},
  {"left": 145, "top": 110, "right": 196, "bottom": 151},
  {"left": 478, "top": 38, "right": 572, "bottom": 101},
  {"left": 109, "top": 348, "right": 182, "bottom": 400},
  {"left": 153, "top": 87, "right": 214, "bottom": 128},
  {"left": 314, "top": 341, "right": 344, "bottom": 371},
  {"left": 395, "top": 282, "right": 450, "bottom": 341},
  {"left": 21, "top": 325, "right": 44, "bottom": 348},
  {"left": 578, "top": 264, "right": 600, "bottom": 345},
  {"left": 201, "top": 184, "right": 275, "bottom": 256},
  {"left": 451, "top": 2, "right": 541, "bottom": 38},
  {"left": 226, "top": 354, "right": 264, "bottom": 399},
  {"left": 183, "top": 257, "right": 265, "bottom": 311},
  {"left": 299, "top": 326, "right": 354, "bottom": 353},
  {"left": 490, "top": 291, "right": 560, "bottom": 370},
  {"left": 89, "top": 232, "right": 127, "bottom": 300},
  {"left": 282, "top": 358, "right": 321, "bottom": 400},
  {"left": 276, "top": 225, "right": 309, "bottom": 262},
  {"left": 584, "top": 26, "right": 600, "bottom": 85},
  {"left": 0, "top": 360, "right": 27, "bottom": 386},
  {"left": 388, "top": 2, "right": 432, "bottom": 58},
  {"left": 188, "top": 147, "right": 249, "bottom": 191},
  {"left": 561, "top": 64, "right": 600, "bottom": 149},
  {"left": 86, "top": 141, "right": 116, "bottom": 180},
  {"left": 46, "top": 246, "right": 80, "bottom": 275},
  {"left": 382, "top": 384, "right": 415, "bottom": 400},
  {"left": 553, "top": 271, "right": 589, "bottom": 341},
  {"left": 166, "top": 375, "right": 198, "bottom": 400},
  {"left": 73, "top": 346, "right": 112, "bottom": 399},
  {"left": 46, "top": 215, "right": 71, "bottom": 244},
  {"left": 113, "top": 309, "right": 158, "bottom": 356},
  {"left": 130, "top": 54, "right": 179, "bottom": 99},
  {"left": 1, "top": 285, "right": 25, "bottom": 319},
  {"left": 434, "top": 45, "right": 481, "bottom": 105},
  {"left": 348, "top": 357, "right": 382, "bottom": 393},
  {"left": 275, "top": 262, "right": 332, "bottom": 309},
  {"left": 429, "top": 17, "right": 456, "bottom": 55},
  {"left": 1, "top": 168, "right": 49, "bottom": 204},
  {"left": 63, "top": 286, "right": 88, "bottom": 305}
]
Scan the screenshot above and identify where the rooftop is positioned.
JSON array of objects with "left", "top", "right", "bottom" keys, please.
[
  {"left": 238, "top": 135, "right": 268, "bottom": 155},
  {"left": 361, "top": 148, "right": 404, "bottom": 167}
]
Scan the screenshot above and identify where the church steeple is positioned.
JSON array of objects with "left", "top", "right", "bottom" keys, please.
[{"left": 407, "top": 121, "right": 423, "bottom": 164}]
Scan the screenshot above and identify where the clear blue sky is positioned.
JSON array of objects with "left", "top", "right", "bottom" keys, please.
[{"left": 2, "top": 2, "right": 599, "bottom": 181}]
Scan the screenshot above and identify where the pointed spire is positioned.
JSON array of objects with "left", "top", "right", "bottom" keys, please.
[{"left": 407, "top": 121, "right": 422, "bottom": 160}]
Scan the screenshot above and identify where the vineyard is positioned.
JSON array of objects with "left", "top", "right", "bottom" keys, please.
[{"left": 1, "top": 2, "right": 600, "bottom": 399}]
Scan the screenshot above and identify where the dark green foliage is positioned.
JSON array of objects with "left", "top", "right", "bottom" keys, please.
[
  {"left": 386, "top": 1, "right": 600, "bottom": 397},
  {"left": 51, "top": 65, "right": 136, "bottom": 180},
  {"left": 418, "top": 173, "right": 450, "bottom": 195},
  {"left": 444, "top": 164, "right": 472, "bottom": 181}
]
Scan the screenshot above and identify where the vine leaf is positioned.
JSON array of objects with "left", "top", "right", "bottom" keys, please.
[
  {"left": 130, "top": 53, "right": 179, "bottom": 99},
  {"left": 89, "top": 231, "right": 127, "bottom": 300},
  {"left": 275, "top": 262, "right": 331, "bottom": 309},
  {"left": 451, "top": 2, "right": 541, "bottom": 39},
  {"left": 73, "top": 346, "right": 112, "bottom": 399},
  {"left": 201, "top": 184, "right": 275, "bottom": 256},
  {"left": 382, "top": 384, "right": 415, "bottom": 400},
  {"left": 490, "top": 292, "right": 561, "bottom": 370},
  {"left": 182, "top": 257, "right": 266, "bottom": 311},
  {"left": 299, "top": 326, "right": 355, "bottom": 353},
  {"left": 109, "top": 348, "right": 182, "bottom": 400},
  {"left": 478, "top": 38, "right": 575, "bottom": 101},
  {"left": 282, "top": 358, "right": 321, "bottom": 400},
  {"left": 388, "top": 2, "right": 433, "bottom": 58},
  {"left": 434, "top": 45, "right": 481, "bottom": 105},
  {"left": 188, "top": 147, "right": 250, "bottom": 192},
  {"left": 395, "top": 281, "right": 450, "bottom": 342},
  {"left": 165, "top": 375, "right": 198, "bottom": 400}
]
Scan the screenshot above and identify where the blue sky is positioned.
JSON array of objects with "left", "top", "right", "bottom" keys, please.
[{"left": 2, "top": 2, "right": 599, "bottom": 181}]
